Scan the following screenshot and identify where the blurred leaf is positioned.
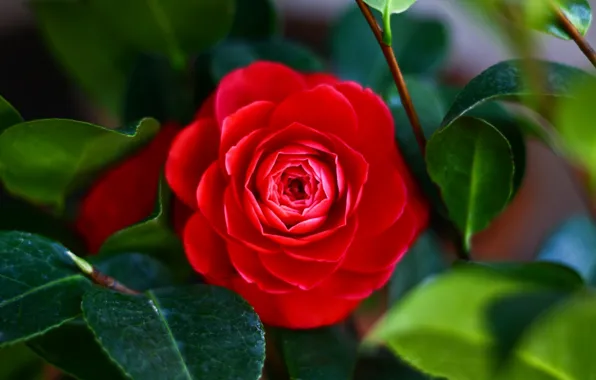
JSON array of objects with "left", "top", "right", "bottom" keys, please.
[
  {"left": 28, "top": 319, "right": 127, "bottom": 380},
  {"left": 331, "top": 6, "right": 448, "bottom": 91},
  {"left": 274, "top": 326, "right": 357, "bottom": 380},
  {"left": 355, "top": 347, "right": 437, "bottom": 380},
  {"left": 366, "top": 264, "right": 578, "bottom": 380},
  {"left": 473, "top": 261, "right": 584, "bottom": 290},
  {"left": 91, "top": 0, "right": 235, "bottom": 69},
  {"left": 389, "top": 231, "right": 448, "bottom": 305},
  {"left": 32, "top": 0, "right": 134, "bottom": 114},
  {"left": 230, "top": 0, "right": 279, "bottom": 38},
  {"left": 0, "top": 118, "right": 159, "bottom": 211},
  {"left": 98, "top": 178, "right": 189, "bottom": 281},
  {"left": 0, "top": 95, "right": 22, "bottom": 134},
  {"left": 83, "top": 285, "right": 266, "bottom": 379},
  {"left": 364, "top": 0, "right": 418, "bottom": 14},
  {"left": 0, "top": 344, "right": 44, "bottom": 380},
  {"left": 0, "top": 231, "right": 91, "bottom": 347},
  {"left": 210, "top": 39, "right": 325, "bottom": 81},
  {"left": 426, "top": 117, "right": 514, "bottom": 250},
  {"left": 536, "top": 214, "right": 596, "bottom": 285}
]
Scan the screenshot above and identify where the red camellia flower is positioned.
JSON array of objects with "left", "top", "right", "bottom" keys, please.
[{"left": 166, "top": 61, "right": 429, "bottom": 328}]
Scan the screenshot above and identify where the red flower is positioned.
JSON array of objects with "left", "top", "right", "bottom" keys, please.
[
  {"left": 166, "top": 61, "right": 429, "bottom": 328},
  {"left": 76, "top": 124, "right": 180, "bottom": 253}
]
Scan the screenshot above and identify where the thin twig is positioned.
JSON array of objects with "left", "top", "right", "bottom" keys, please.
[
  {"left": 355, "top": 0, "right": 426, "bottom": 155},
  {"left": 554, "top": 6, "right": 596, "bottom": 69}
]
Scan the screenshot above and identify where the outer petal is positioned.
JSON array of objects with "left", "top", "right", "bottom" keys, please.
[
  {"left": 220, "top": 101, "right": 275, "bottom": 160},
  {"left": 166, "top": 119, "right": 220, "bottom": 209},
  {"left": 232, "top": 279, "right": 361, "bottom": 328},
  {"left": 183, "top": 211, "right": 234, "bottom": 280},
  {"left": 319, "top": 267, "right": 394, "bottom": 300},
  {"left": 259, "top": 251, "right": 342, "bottom": 290},
  {"left": 197, "top": 162, "right": 228, "bottom": 236},
  {"left": 215, "top": 61, "right": 306, "bottom": 125},
  {"left": 303, "top": 73, "right": 339, "bottom": 87},
  {"left": 76, "top": 124, "right": 178, "bottom": 253},
  {"left": 269, "top": 85, "right": 359, "bottom": 147}
]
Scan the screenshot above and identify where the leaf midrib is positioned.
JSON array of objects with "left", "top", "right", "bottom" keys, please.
[
  {"left": 464, "top": 129, "right": 482, "bottom": 247},
  {"left": 0, "top": 274, "right": 85, "bottom": 308}
]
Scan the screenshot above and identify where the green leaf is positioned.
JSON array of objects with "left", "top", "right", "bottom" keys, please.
[
  {"left": 537, "top": 214, "right": 596, "bottom": 285},
  {"left": 441, "top": 59, "right": 590, "bottom": 130},
  {"left": 426, "top": 117, "right": 515, "bottom": 250},
  {"left": 355, "top": 347, "right": 437, "bottom": 380},
  {"left": 0, "top": 118, "right": 160, "bottom": 211},
  {"left": 331, "top": 7, "right": 448, "bottom": 91},
  {"left": 90, "top": 252, "right": 175, "bottom": 292},
  {"left": 91, "top": 0, "right": 235, "bottom": 69},
  {"left": 98, "top": 178, "right": 189, "bottom": 281},
  {"left": 388, "top": 231, "right": 448, "bottom": 305},
  {"left": 0, "top": 231, "right": 91, "bottom": 347},
  {"left": 364, "top": 0, "right": 418, "bottom": 15},
  {"left": 27, "top": 319, "right": 127, "bottom": 380},
  {"left": 210, "top": 39, "right": 325, "bottom": 82},
  {"left": 0, "top": 344, "right": 44, "bottom": 380},
  {"left": 229, "top": 0, "right": 279, "bottom": 38},
  {"left": 473, "top": 261, "right": 584, "bottom": 290},
  {"left": 274, "top": 326, "right": 357, "bottom": 380},
  {"left": 366, "top": 264, "right": 578, "bottom": 380},
  {"left": 520, "top": 0, "right": 592, "bottom": 40},
  {"left": 82, "top": 285, "right": 266, "bottom": 379},
  {"left": 32, "top": 1, "right": 134, "bottom": 114},
  {"left": 0, "top": 95, "right": 22, "bottom": 134}
]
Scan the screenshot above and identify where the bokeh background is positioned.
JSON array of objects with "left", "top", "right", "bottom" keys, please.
[{"left": 0, "top": 0, "right": 593, "bottom": 260}]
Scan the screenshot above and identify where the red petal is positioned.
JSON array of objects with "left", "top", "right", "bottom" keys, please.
[
  {"left": 319, "top": 267, "right": 394, "bottom": 300},
  {"left": 220, "top": 101, "right": 275, "bottom": 160},
  {"left": 231, "top": 279, "right": 360, "bottom": 328},
  {"left": 197, "top": 162, "right": 228, "bottom": 236},
  {"left": 76, "top": 124, "right": 178, "bottom": 253},
  {"left": 215, "top": 61, "right": 306, "bottom": 125},
  {"left": 259, "top": 251, "right": 342, "bottom": 290},
  {"left": 166, "top": 119, "right": 220, "bottom": 209},
  {"left": 196, "top": 94, "right": 216, "bottom": 120},
  {"left": 342, "top": 207, "right": 417, "bottom": 272},
  {"left": 303, "top": 73, "right": 339, "bottom": 87},
  {"left": 227, "top": 240, "right": 295, "bottom": 293},
  {"left": 183, "top": 211, "right": 235, "bottom": 280},
  {"left": 269, "top": 85, "right": 358, "bottom": 147}
]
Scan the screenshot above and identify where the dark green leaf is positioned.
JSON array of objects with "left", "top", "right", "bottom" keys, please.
[
  {"left": 0, "top": 344, "right": 44, "bottom": 380},
  {"left": 537, "top": 214, "right": 596, "bottom": 285},
  {"left": 473, "top": 261, "right": 584, "bottom": 290},
  {"left": 0, "top": 118, "right": 159, "bottom": 211},
  {"left": 441, "top": 59, "right": 590, "bottom": 129},
  {"left": 366, "top": 264, "right": 576, "bottom": 380},
  {"left": 0, "top": 231, "right": 91, "bottom": 347},
  {"left": 230, "top": 0, "right": 279, "bottom": 38},
  {"left": 0, "top": 95, "right": 22, "bottom": 134},
  {"left": 82, "top": 285, "right": 265, "bottom": 379},
  {"left": 91, "top": 0, "right": 235, "bottom": 68},
  {"left": 274, "top": 326, "right": 357, "bottom": 380},
  {"left": 32, "top": 1, "right": 134, "bottom": 114},
  {"left": 389, "top": 231, "right": 448, "bottom": 305},
  {"left": 28, "top": 319, "right": 127, "bottom": 380},
  {"left": 355, "top": 347, "right": 436, "bottom": 380},
  {"left": 331, "top": 7, "right": 448, "bottom": 91},
  {"left": 210, "top": 39, "right": 325, "bottom": 81},
  {"left": 98, "top": 178, "right": 189, "bottom": 281},
  {"left": 426, "top": 117, "right": 515, "bottom": 250},
  {"left": 364, "top": 0, "right": 418, "bottom": 14},
  {"left": 90, "top": 252, "right": 175, "bottom": 292},
  {"left": 546, "top": 0, "right": 592, "bottom": 39}
]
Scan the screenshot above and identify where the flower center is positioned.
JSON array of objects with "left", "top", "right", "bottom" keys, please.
[{"left": 285, "top": 177, "right": 306, "bottom": 200}]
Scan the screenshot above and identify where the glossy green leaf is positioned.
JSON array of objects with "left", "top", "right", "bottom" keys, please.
[
  {"left": 426, "top": 117, "right": 515, "bottom": 250},
  {"left": 331, "top": 7, "right": 448, "bottom": 91},
  {"left": 83, "top": 286, "right": 266, "bottom": 379},
  {"left": 0, "top": 95, "right": 22, "bottom": 134},
  {"left": 32, "top": 1, "right": 133, "bottom": 114},
  {"left": 537, "top": 214, "right": 596, "bottom": 285},
  {"left": 210, "top": 39, "right": 325, "bottom": 81},
  {"left": 91, "top": 0, "right": 235, "bottom": 69},
  {"left": 366, "top": 264, "right": 578, "bottom": 380},
  {"left": 28, "top": 319, "right": 127, "bottom": 380},
  {"left": 0, "top": 118, "right": 159, "bottom": 210},
  {"left": 441, "top": 59, "right": 589, "bottom": 129},
  {"left": 0, "top": 231, "right": 91, "bottom": 347},
  {"left": 364, "top": 0, "right": 418, "bottom": 14},
  {"left": 554, "top": 77, "right": 596, "bottom": 189},
  {"left": 230, "top": 0, "right": 279, "bottom": 38},
  {"left": 389, "top": 231, "right": 448, "bottom": 305},
  {"left": 274, "top": 326, "right": 357, "bottom": 380},
  {"left": 0, "top": 344, "right": 44, "bottom": 380},
  {"left": 99, "top": 178, "right": 189, "bottom": 280}
]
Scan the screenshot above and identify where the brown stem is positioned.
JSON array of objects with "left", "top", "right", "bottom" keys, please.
[
  {"left": 91, "top": 268, "right": 140, "bottom": 295},
  {"left": 554, "top": 6, "right": 596, "bottom": 68},
  {"left": 354, "top": 0, "right": 426, "bottom": 155}
]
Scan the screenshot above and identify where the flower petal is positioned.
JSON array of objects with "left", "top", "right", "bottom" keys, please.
[
  {"left": 197, "top": 162, "right": 228, "bottom": 236},
  {"left": 303, "top": 73, "right": 339, "bottom": 88},
  {"left": 220, "top": 101, "right": 275, "bottom": 160},
  {"left": 259, "top": 251, "right": 342, "bottom": 290},
  {"left": 166, "top": 119, "right": 220, "bottom": 209},
  {"left": 319, "top": 267, "right": 394, "bottom": 300}
]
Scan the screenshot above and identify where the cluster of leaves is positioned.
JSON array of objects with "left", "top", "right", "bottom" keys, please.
[{"left": 1, "top": 0, "right": 596, "bottom": 379}]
